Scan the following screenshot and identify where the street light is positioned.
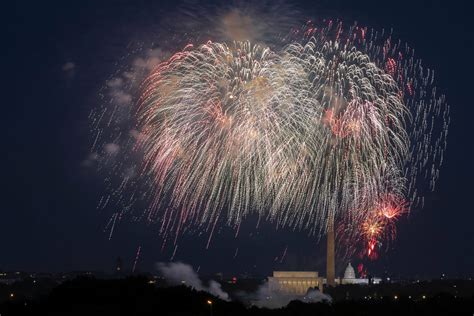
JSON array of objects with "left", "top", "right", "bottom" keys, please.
[{"left": 207, "top": 300, "right": 213, "bottom": 316}]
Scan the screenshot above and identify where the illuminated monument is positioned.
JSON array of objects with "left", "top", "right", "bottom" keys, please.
[
  {"left": 326, "top": 217, "right": 336, "bottom": 286},
  {"left": 268, "top": 221, "right": 380, "bottom": 296},
  {"left": 268, "top": 271, "right": 324, "bottom": 295},
  {"left": 266, "top": 222, "right": 341, "bottom": 296},
  {"left": 343, "top": 262, "right": 356, "bottom": 279},
  {"left": 339, "top": 262, "right": 381, "bottom": 285}
]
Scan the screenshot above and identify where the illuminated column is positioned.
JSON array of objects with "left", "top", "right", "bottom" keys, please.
[
  {"left": 326, "top": 216, "right": 336, "bottom": 287},
  {"left": 318, "top": 277, "right": 324, "bottom": 292}
]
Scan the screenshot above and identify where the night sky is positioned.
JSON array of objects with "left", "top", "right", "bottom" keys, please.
[{"left": 4, "top": 0, "right": 473, "bottom": 278}]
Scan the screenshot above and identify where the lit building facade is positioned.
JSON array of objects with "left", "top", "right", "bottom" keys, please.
[
  {"left": 268, "top": 271, "right": 324, "bottom": 295},
  {"left": 338, "top": 263, "right": 381, "bottom": 285}
]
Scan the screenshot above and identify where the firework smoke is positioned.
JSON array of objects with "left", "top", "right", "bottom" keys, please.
[{"left": 157, "top": 262, "right": 230, "bottom": 300}]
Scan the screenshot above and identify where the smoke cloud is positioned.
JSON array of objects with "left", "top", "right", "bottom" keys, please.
[
  {"left": 104, "top": 143, "right": 120, "bottom": 155},
  {"left": 156, "top": 262, "right": 331, "bottom": 309},
  {"left": 239, "top": 281, "right": 332, "bottom": 309},
  {"left": 156, "top": 262, "right": 229, "bottom": 301}
]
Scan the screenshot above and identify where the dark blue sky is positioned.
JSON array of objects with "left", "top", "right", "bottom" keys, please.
[{"left": 3, "top": 0, "right": 473, "bottom": 278}]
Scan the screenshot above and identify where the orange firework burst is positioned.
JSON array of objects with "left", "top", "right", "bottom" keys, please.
[
  {"left": 362, "top": 218, "right": 384, "bottom": 239},
  {"left": 359, "top": 194, "right": 407, "bottom": 260},
  {"left": 361, "top": 214, "right": 386, "bottom": 260},
  {"left": 376, "top": 193, "right": 407, "bottom": 220}
]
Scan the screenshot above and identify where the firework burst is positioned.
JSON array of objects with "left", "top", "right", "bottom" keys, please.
[{"left": 90, "top": 16, "right": 449, "bottom": 258}]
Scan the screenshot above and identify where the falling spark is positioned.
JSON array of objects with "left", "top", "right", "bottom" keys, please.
[{"left": 132, "top": 245, "right": 141, "bottom": 273}]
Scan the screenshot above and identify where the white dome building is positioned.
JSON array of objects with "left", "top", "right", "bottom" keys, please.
[
  {"left": 340, "top": 262, "right": 382, "bottom": 285},
  {"left": 343, "top": 262, "right": 356, "bottom": 280}
]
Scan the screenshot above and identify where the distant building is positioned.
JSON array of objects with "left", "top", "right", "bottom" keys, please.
[
  {"left": 339, "top": 263, "right": 381, "bottom": 285},
  {"left": 268, "top": 271, "right": 324, "bottom": 295}
]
